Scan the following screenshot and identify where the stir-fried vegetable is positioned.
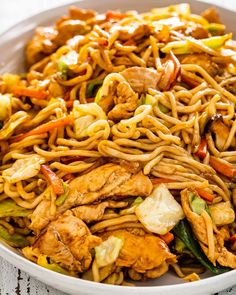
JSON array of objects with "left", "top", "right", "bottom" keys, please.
[
  {"left": 0, "top": 225, "right": 29, "bottom": 248},
  {"left": 209, "top": 156, "right": 236, "bottom": 178},
  {"left": 159, "top": 232, "right": 174, "bottom": 244},
  {"left": 161, "top": 33, "right": 232, "bottom": 55},
  {"left": 41, "top": 165, "right": 64, "bottom": 195},
  {"left": 173, "top": 220, "right": 231, "bottom": 274},
  {"left": 135, "top": 184, "right": 184, "bottom": 235},
  {"left": 205, "top": 23, "right": 225, "bottom": 35},
  {"left": 86, "top": 80, "right": 104, "bottom": 98},
  {"left": 209, "top": 201, "right": 235, "bottom": 226},
  {"left": 195, "top": 188, "right": 214, "bottom": 202},
  {"left": 195, "top": 138, "right": 207, "bottom": 160},
  {"left": 143, "top": 94, "right": 169, "bottom": 113},
  {"left": 58, "top": 51, "right": 78, "bottom": 80},
  {"left": 95, "top": 236, "right": 123, "bottom": 268},
  {"left": 0, "top": 94, "right": 11, "bottom": 120},
  {"left": 188, "top": 191, "right": 210, "bottom": 215},
  {"left": 2, "top": 155, "right": 45, "bottom": 183},
  {"left": 37, "top": 255, "right": 74, "bottom": 276},
  {"left": 1, "top": 73, "right": 22, "bottom": 93},
  {"left": 73, "top": 101, "right": 108, "bottom": 139},
  {"left": 13, "top": 86, "right": 48, "bottom": 100},
  {"left": 0, "top": 199, "right": 32, "bottom": 217},
  {"left": 55, "top": 182, "right": 69, "bottom": 206},
  {"left": 11, "top": 116, "right": 74, "bottom": 143}
]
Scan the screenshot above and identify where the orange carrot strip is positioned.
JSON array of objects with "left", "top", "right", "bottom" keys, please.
[
  {"left": 41, "top": 165, "right": 64, "bottom": 195},
  {"left": 159, "top": 232, "right": 174, "bottom": 244},
  {"left": 209, "top": 156, "right": 236, "bottom": 178},
  {"left": 196, "top": 188, "right": 215, "bottom": 202},
  {"left": 14, "top": 86, "right": 48, "bottom": 100},
  {"left": 11, "top": 116, "right": 73, "bottom": 143},
  {"left": 195, "top": 137, "right": 207, "bottom": 160}
]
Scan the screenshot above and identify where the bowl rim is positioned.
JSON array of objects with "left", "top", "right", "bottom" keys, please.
[{"left": 0, "top": 0, "right": 235, "bottom": 293}]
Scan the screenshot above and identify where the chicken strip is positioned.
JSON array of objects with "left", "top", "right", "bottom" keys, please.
[
  {"left": 60, "top": 163, "right": 153, "bottom": 212},
  {"left": 180, "top": 54, "right": 219, "bottom": 77},
  {"left": 100, "top": 229, "right": 176, "bottom": 275},
  {"left": 30, "top": 163, "right": 152, "bottom": 232},
  {"left": 71, "top": 201, "right": 128, "bottom": 223},
  {"left": 31, "top": 211, "right": 101, "bottom": 272},
  {"left": 120, "top": 67, "right": 162, "bottom": 93}
]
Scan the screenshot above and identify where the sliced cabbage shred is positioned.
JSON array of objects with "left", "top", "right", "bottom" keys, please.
[
  {"left": 72, "top": 101, "right": 110, "bottom": 139},
  {"left": 2, "top": 155, "right": 45, "bottom": 183},
  {"left": 95, "top": 236, "right": 123, "bottom": 268},
  {"left": 135, "top": 184, "right": 185, "bottom": 235}
]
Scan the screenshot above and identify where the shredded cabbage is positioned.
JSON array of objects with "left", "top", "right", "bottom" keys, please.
[
  {"left": 135, "top": 184, "right": 184, "bottom": 235},
  {"left": 95, "top": 236, "right": 123, "bottom": 268},
  {"left": 72, "top": 101, "right": 109, "bottom": 139},
  {"left": 2, "top": 155, "right": 45, "bottom": 183}
]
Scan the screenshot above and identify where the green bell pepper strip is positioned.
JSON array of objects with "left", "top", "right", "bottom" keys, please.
[
  {"left": 37, "top": 255, "right": 76, "bottom": 276},
  {"left": 55, "top": 182, "right": 69, "bottom": 207},
  {"left": 173, "top": 219, "right": 231, "bottom": 275},
  {"left": 161, "top": 33, "right": 232, "bottom": 55},
  {"left": 0, "top": 199, "right": 32, "bottom": 218},
  {"left": 86, "top": 80, "right": 104, "bottom": 98},
  {"left": 0, "top": 225, "right": 29, "bottom": 248},
  {"left": 205, "top": 23, "right": 225, "bottom": 35}
]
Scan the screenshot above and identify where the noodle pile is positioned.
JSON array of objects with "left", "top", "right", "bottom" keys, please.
[{"left": 0, "top": 3, "right": 236, "bottom": 285}]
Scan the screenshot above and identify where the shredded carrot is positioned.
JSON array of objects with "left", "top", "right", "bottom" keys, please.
[
  {"left": 196, "top": 188, "right": 215, "bottom": 202},
  {"left": 14, "top": 86, "right": 48, "bottom": 100},
  {"left": 11, "top": 116, "right": 73, "bottom": 143},
  {"left": 151, "top": 178, "right": 174, "bottom": 185},
  {"left": 41, "top": 165, "right": 64, "bottom": 195},
  {"left": 209, "top": 156, "right": 236, "bottom": 178},
  {"left": 159, "top": 232, "right": 174, "bottom": 244},
  {"left": 195, "top": 137, "right": 207, "bottom": 160}
]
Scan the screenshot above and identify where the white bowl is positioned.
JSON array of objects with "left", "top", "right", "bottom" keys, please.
[{"left": 0, "top": 0, "right": 235, "bottom": 294}]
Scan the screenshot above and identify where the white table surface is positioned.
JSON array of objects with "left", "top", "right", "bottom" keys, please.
[{"left": 0, "top": 0, "right": 236, "bottom": 294}]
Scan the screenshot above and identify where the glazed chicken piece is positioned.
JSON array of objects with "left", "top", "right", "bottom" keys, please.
[
  {"left": 201, "top": 7, "right": 222, "bottom": 24},
  {"left": 100, "top": 229, "right": 176, "bottom": 276},
  {"left": 180, "top": 54, "right": 220, "bottom": 77},
  {"left": 30, "top": 163, "right": 152, "bottom": 232},
  {"left": 60, "top": 163, "right": 153, "bottom": 211},
  {"left": 55, "top": 19, "right": 89, "bottom": 45},
  {"left": 120, "top": 67, "right": 162, "bottom": 93},
  {"left": 26, "top": 18, "right": 88, "bottom": 66},
  {"left": 31, "top": 211, "right": 101, "bottom": 272},
  {"left": 98, "top": 80, "right": 138, "bottom": 121},
  {"left": 181, "top": 189, "right": 236, "bottom": 269},
  {"left": 107, "top": 81, "right": 139, "bottom": 121},
  {"left": 26, "top": 27, "right": 58, "bottom": 66},
  {"left": 116, "top": 23, "right": 151, "bottom": 41},
  {"left": 69, "top": 6, "right": 96, "bottom": 21},
  {"left": 30, "top": 200, "right": 51, "bottom": 235},
  {"left": 71, "top": 200, "right": 128, "bottom": 223}
]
